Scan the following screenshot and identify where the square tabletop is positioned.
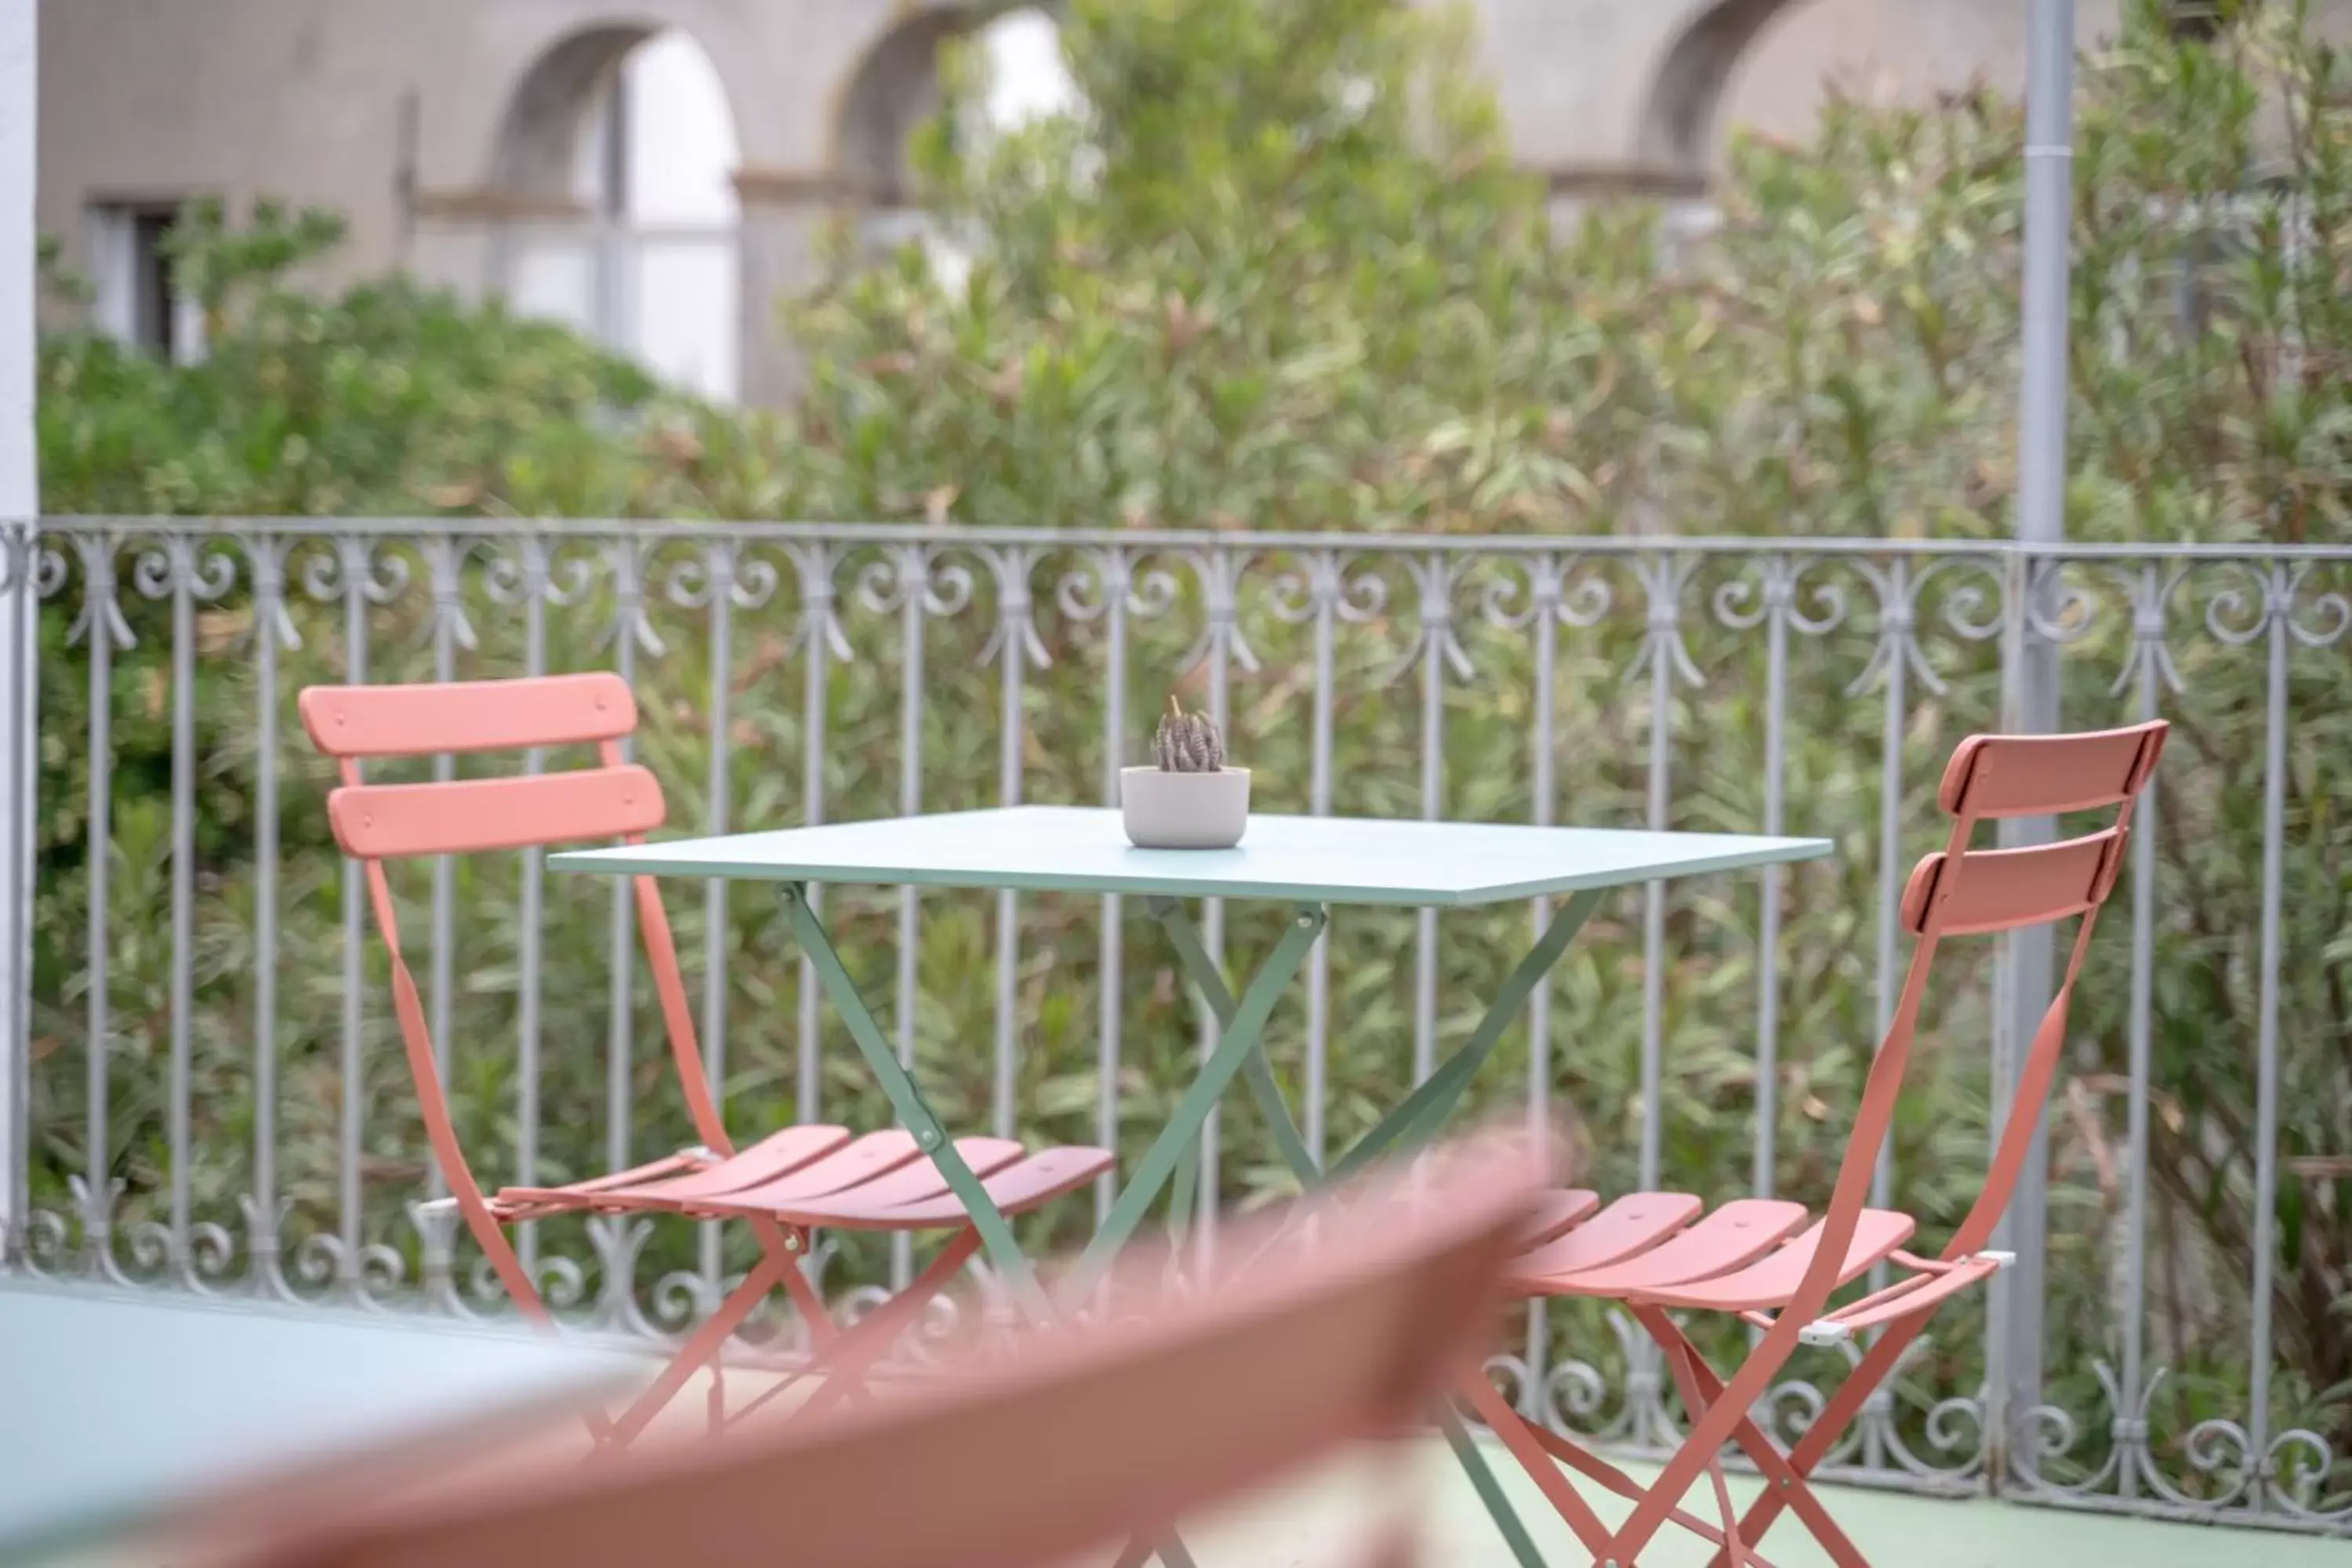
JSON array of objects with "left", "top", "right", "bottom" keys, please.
[
  {"left": 0, "top": 1281, "right": 642, "bottom": 1562},
  {"left": 551, "top": 807, "right": 1831, "bottom": 908}
]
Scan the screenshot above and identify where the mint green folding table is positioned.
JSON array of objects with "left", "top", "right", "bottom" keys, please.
[
  {"left": 554, "top": 806, "right": 1828, "bottom": 1565},
  {"left": 552, "top": 807, "right": 1828, "bottom": 1292}
]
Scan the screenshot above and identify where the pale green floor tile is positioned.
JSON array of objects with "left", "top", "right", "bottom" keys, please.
[{"left": 1127, "top": 1439, "right": 2352, "bottom": 1568}]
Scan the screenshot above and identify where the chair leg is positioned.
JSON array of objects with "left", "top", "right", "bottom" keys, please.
[
  {"left": 1465, "top": 1364, "right": 1783, "bottom": 1564},
  {"left": 1700, "top": 1313, "right": 1925, "bottom": 1568},
  {"left": 1456, "top": 1368, "right": 1618, "bottom": 1560},
  {"left": 1646, "top": 1315, "right": 1749, "bottom": 1568},
  {"left": 793, "top": 1229, "right": 985, "bottom": 1422},
  {"left": 723, "top": 1228, "right": 985, "bottom": 1430},
  {"left": 599, "top": 1250, "right": 794, "bottom": 1452},
  {"left": 1635, "top": 1308, "right": 1874, "bottom": 1568},
  {"left": 1593, "top": 1308, "right": 1816, "bottom": 1566},
  {"left": 455, "top": 1204, "right": 622, "bottom": 1447},
  {"left": 1504, "top": 1408, "right": 1783, "bottom": 1565}
]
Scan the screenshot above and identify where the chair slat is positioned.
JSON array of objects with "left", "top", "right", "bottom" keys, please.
[
  {"left": 1936, "top": 721, "right": 2166, "bottom": 818},
  {"left": 300, "top": 673, "right": 637, "bottom": 758},
  {"left": 1900, "top": 828, "right": 2123, "bottom": 938},
  {"left": 328, "top": 768, "right": 666, "bottom": 858}
]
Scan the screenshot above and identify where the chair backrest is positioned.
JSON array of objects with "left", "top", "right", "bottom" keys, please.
[
  {"left": 199, "top": 1134, "right": 1549, "bottom": 1568},
  {"left": 1796, "top": 720, "right": 2168, "bottom": 1323},
  {"left": 298, "top": 675, "right": 725, "bottom": 1315},
  {"left": 300, "top": 673, "right": 659, "bottom": 857}
]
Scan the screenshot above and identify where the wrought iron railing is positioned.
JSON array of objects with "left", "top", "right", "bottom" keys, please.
[{"left": 2, "top": 517, "right": 2347, "bottom": 1533}]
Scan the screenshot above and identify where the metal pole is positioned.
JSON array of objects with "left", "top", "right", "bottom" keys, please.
[
  {"left": 0, "top": 0, "right": 38, "bottom": 1267},
  {"left": 1993, "top": 0, "right": 2074, "bottom": 1486}
]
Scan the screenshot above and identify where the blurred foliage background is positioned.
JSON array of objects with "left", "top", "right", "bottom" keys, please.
[{"left": 23, "top": 0, "right": 2352, "bottom": 1500}]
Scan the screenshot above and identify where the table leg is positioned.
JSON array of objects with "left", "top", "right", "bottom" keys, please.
[
  {"left": 1154, "top": 887, "right": 1602, "bottom": 1567},
  {"left": 1149, "top": 897, "right": 1322, "bottom": 1185},
  {"left": 1064, "top": 903, "right": 1326, "bottom": 1297},
  {"left": 1165, "top": 1138, "right": 1200, "bottom": 1241},
  {"left": 778, "top": 883, "right": 1048, "bottom": 1315},
  {"left": 1153, "top": 887, "right": 1600, "bottom": 1185},
  {"left": 780, "top": 882, "right": 1204, "bottom": 1568},
  {"left": 1330, "top": 887, "right": 1602, "bottom": 1178}
]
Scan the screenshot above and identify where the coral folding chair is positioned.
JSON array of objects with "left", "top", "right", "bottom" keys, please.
[
  {"left": 1461, "top": 720, "right": 2167, "bottom": 1568},
  {"left": 194, "top": 1134, "right": 1550, "bottom": 1568},
  {"left": 299, "top": 673, "right": 1113, "bottom": 1449}
]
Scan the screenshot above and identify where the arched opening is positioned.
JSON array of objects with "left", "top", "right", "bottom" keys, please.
[
  {"left": 834, "top": 7, "right": 1079, "bottom": 270},
  {"left": 976, "top": 9, "right": 1080, "bottom": 134},
  {"left": 1638, "top": 0, "right": 1809, "bottom": 172},
  {"left": 492, "top": 26, "right": 743, "bottom": 401},
  {"left": 837, "top": 9, "right": 975, "bottom": 207}
]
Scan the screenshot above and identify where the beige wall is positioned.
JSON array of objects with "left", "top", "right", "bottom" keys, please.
[
  {"left": 35, "top": 0, "right": 969, "bottom": 397},
  {"left": 1723, "top": 0, "right": 2127, "bottom": 148}
]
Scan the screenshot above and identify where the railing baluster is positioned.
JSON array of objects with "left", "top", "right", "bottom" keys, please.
[
  {"left": 78, "top": 538, "right": 119, "bottom": 1277},
  {"left": 1637, "top": 554, "right": 1679, "bottom": 1196},
  {"left": 698, "top": 540, "right": 735, "bottom": 1297},
  {"left": 1414, "top": 555, "right": 1444, "bottom": 1087},
  {"left": 1305, "top": 551, "right": 1338, "bottom": 1163},
  {"left": 1867, "top": 557, "right": 1911, "bottom": 1474},
  {"left": 1095, "top": 549, "right": 1129, "bottom": 1225},
  {"left": 993, "top": 547, "right": 1029, "bottom": 1142},
  {"left": 603, "top": 536, "right": 642, "bottom": 1325},
  {"left": 1634, "top": 551, "right": 1684, "bottom": 1446},
  {"left": 516, "top": 536, "right": 548, "bottom": 1272},
  {"left": 894, "top": 546, "right": 928, "bottom": 1287},
  {"left": 2245, "top": 564, "right": 2290, "bottom": 1507},
  {"left": 1752, "top": 557, "right": 1789, "bottom": 1207},
  {"left": 1198, "top": 549, "right": 1234, "bottom": 1254},
  {"left": 798, "top": 544, "right": 832, "bottom": 1126},
  {"left": 2117, "top": 561, "right": 2166, "bottom": 1501},
  {"left": 165, "top": 539, "right": 195, "bottom": 1276},
  {"left": 248, "top": 540, "right": 285, "bottom": 1297},
  {"left": 1993, "top": 555, "right": 2056, "bottom": 1466},
  {"left": 426, "top": 539, "right": 460, "bottom": 1213},
  {"left": 2, "top": 528, "right": 32, "bottom": 1270},
  {"left": 335, "top": 541, "right": 369, "bottom": 1298},
  {"left": 1523, "top": 553, "right": 1560, "bottom": 1419}
]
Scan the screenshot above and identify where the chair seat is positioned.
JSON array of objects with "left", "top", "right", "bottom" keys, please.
[
  {"left": 1510, "top": 1189, "right": 1920, "bottom": 1312},
  {"left": 491, "top": 1123, "right": 1114, "bottom": 1232}
]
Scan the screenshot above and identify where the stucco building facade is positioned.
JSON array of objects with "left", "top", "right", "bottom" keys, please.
[{"left": 27, "top": 1, "right": 2245, "bottom": 402}]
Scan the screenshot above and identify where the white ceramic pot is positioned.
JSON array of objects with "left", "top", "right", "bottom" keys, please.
[{"left": 1120, "top": 765, "right": 1250, "bottom": 850}]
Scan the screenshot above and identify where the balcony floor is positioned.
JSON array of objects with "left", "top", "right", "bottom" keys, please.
[
  {"left": 1110, "top": 1438, "right": 2346, "bottom": 1568},
  {"left": 45, "top": 1359, "right": 2341, "bottom": 1566}
]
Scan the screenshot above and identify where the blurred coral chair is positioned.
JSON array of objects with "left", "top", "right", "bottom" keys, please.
[
  {"left": 1462, "top": 720, "right": 2166, "bottom": 1568},
  {"left": 299, "top": 673, "right": 1113, "bottom": 1449},
  {"left": 198, "top": 1133, "right": 1549, "bottom": 1568}
]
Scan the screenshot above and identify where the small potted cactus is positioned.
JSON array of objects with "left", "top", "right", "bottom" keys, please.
[{"left": 1121, "top": 695, "right": 1250, "bottom": 849}]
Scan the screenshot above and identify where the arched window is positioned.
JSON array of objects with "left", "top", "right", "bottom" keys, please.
[
  {"left": 494, "top": 27, "right": 742, "bottom": 402},
  {"left": 1639, "top": 0, "right": 1802, "bottom": 172},
  {"left": 835, "top": 7, "right": 1078, "bottom": 274}
]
